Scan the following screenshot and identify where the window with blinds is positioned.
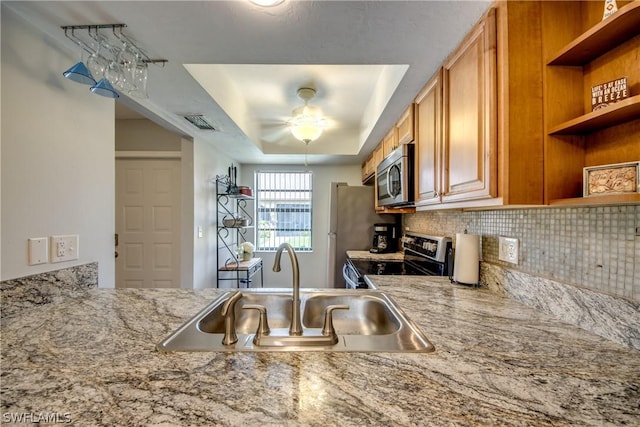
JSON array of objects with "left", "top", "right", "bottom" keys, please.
[{"left": 255, "top": 171, "right": 313, "bottom": 251}]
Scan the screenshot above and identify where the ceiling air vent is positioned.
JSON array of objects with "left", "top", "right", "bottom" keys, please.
[{"left": 183, "top": 114, "right": 217, "bottom": 131}]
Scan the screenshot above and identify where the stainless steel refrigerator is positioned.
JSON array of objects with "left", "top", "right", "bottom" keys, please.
[{"left": 326, "top": 183, "right": 395, "bottom": 288}]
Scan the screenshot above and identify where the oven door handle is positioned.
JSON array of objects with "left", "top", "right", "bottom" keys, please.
[{"left": 343, "top": 263, "right": 359, "bottom": 289}]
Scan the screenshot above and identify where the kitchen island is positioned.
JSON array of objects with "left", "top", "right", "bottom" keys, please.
[{"left": 2, "top": 276, "right": 639, "bottom": 426}]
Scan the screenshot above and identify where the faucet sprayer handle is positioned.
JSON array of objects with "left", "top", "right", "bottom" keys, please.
[
  {"left": 321, "top": 305, "right": 349, "bottom": 337},
  {"left": 243, "top": 304, "right": 271, "bottom": 336}
]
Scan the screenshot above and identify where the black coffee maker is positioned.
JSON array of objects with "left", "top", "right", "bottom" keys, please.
[{"left": 370, "top": 223, "right": 398, "bottom": 253}]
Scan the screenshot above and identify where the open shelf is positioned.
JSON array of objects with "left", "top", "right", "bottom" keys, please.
[
  {"left": 219, "top": 257, "right": 262, "bottom": 272},
  {"left": 549, "top": 193, "right": 640, "bottom": 206},
  {"left": 219, "top": 193, "right": 253, "bottom": 200},
  {"left": 548, "top": 1, "right": 640, "bottom": 65},
  {"left": 548, "top": 94, "right": 640, "bottom": 135}
]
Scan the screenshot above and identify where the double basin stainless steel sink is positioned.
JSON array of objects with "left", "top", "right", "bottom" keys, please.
[{"left": 157, "top": 289, "right": 435, "bottom": 352}]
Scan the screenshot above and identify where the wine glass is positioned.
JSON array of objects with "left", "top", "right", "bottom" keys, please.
[
  {"left": 86, "top": 34, "right": 109, "bottom": 80},
  {"left": 62, "top": 42, "right": 96, "bottom": 86},
  {"left": 131, "top": 62, "right": 149, "bottom": 98},
  {"left": 116, "top": 40, "right": 138, "bottom": 92},
  {"left": 88, "top": 32, "right": 121, "bottom": 85}
]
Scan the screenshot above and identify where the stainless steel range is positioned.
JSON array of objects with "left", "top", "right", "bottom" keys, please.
[{"left": 343, "top": 232, "right": 453, "bottom": 289}]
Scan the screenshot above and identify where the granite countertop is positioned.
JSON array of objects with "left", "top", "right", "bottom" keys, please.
[
  {"left": 2, "top": 277, "right": 639, "bottom": 426},
  {"left": 346, "top": 250, "right": 404, "bottom": 261}
]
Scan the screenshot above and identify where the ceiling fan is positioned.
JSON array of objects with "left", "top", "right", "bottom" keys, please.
[
  {"left": 289, "top": 88, "right": 326, "bottom": 144},
  {"left": 260, "top": 87, "right": 327, "bottom": 147}
]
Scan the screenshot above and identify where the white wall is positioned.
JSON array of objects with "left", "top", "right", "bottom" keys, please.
[
  {"left": 115, "top": 119, "right": 183, "bottom": 151},
  {"left": 1, "top": 7, "right": 115, "bottom": 285},
  {"left": 181, "top": 138, "right": 195, "bottom": 289},
  {"left": 240, "top": 164, "right": 362, "bottom": 289},
  {"left": 193, "top": 138, "right": 238, "bottom": 289}
]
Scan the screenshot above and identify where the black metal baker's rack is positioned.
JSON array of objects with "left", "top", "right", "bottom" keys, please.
[{"left": 214, "top": 174, "right": 262, "bottom": 288}]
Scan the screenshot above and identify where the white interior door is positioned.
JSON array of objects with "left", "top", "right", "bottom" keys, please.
[{"left": 116, "top": 158, "right": 181, "bottom": 288}]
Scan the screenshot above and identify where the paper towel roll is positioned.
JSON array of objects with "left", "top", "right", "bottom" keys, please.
[{"left": 453, "top": 233, "right": 480, "bottom": 285}]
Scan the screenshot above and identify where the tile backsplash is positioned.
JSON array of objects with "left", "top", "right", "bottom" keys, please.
[{"left": 403, "top": 205, "right": 639, "bottom": 302}]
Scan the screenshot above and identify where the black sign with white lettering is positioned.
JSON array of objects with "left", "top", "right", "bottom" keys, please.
[{"left": 591, "top": 77, "right": 629, "bottom": 111}]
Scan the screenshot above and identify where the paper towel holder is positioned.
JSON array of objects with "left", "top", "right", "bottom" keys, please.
[{"left": 449, "top": 231, "right": 481, "bottom": 287}]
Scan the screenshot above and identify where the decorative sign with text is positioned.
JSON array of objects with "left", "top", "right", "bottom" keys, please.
[
  {"left": 584, "top": 161, "right": 640, "bottom": 196},
  {"left": 602, "top": 0, "right": 618, "bottom": 20},
  {"left": 591, "top": 77, "right": 628, "bottom": 111}
]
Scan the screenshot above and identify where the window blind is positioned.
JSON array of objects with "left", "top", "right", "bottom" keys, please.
[{"left": 255, "top": 171, "right": 313, "bottom": 251}]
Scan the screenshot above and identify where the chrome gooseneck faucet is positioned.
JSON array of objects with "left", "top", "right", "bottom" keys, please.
[{"left": 273, "top": 242, "right": 303, "bottom": 336}]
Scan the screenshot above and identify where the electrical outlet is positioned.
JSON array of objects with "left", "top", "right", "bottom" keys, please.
[
  {"left": 498, "top": 236, "right": 519, "bottom": 264},
  {"left": 50, "top": 235, "right": 79, "bottom": 263},
  {"left": 28, "top": 237, "right": 49, "bottom": 265}
]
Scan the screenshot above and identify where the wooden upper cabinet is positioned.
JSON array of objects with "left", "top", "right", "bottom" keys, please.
[
  {"left": 361, "top": 152, "right": 375, "bottom": 184},
  {"left": 414, "top": 1, "right": 546, "bottom": 211},
  {"left": 441, "top": 8, "right": 497, "bottom": 204},
  {"left": 382, "top": 128, "right": 398, "bottom": 158},
  {"left": 414, "top": 71, "right": 442, "bottom": 206},
  {"left": 372, "top": 143, "right": 384, "bottom": 171},
  {"left": 396, "top": 104, "right": 415, "bottom": 145}
]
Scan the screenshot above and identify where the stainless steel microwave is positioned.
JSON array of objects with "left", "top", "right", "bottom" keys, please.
[{"left": 376, "top": 144, "right": 414, "bottom": 207}]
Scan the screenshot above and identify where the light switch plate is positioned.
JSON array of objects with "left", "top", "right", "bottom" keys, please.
[
  {"left": 28, "top": 237, "right": 48, "bottom": 265},
  {"left": 498, "top": 236, "right": 519, "bottom": 264},
  {"left": 50, "top": 235, "right": 79, "bottom": 263}
]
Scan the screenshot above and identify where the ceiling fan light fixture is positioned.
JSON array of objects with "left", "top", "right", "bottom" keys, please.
[
  {"left": 289, "top": 87, "right": 325, "bottom": 144},
  {"left": 249, "top": 0, "right": 284, "bottom": 7},
  {"left": 290, "top": 114, "right": 324, "bottom": 144}
]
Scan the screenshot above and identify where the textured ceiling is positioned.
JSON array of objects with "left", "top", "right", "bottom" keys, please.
[{"left": 4, "top": 0, "right": 492, "bottom": 165}]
